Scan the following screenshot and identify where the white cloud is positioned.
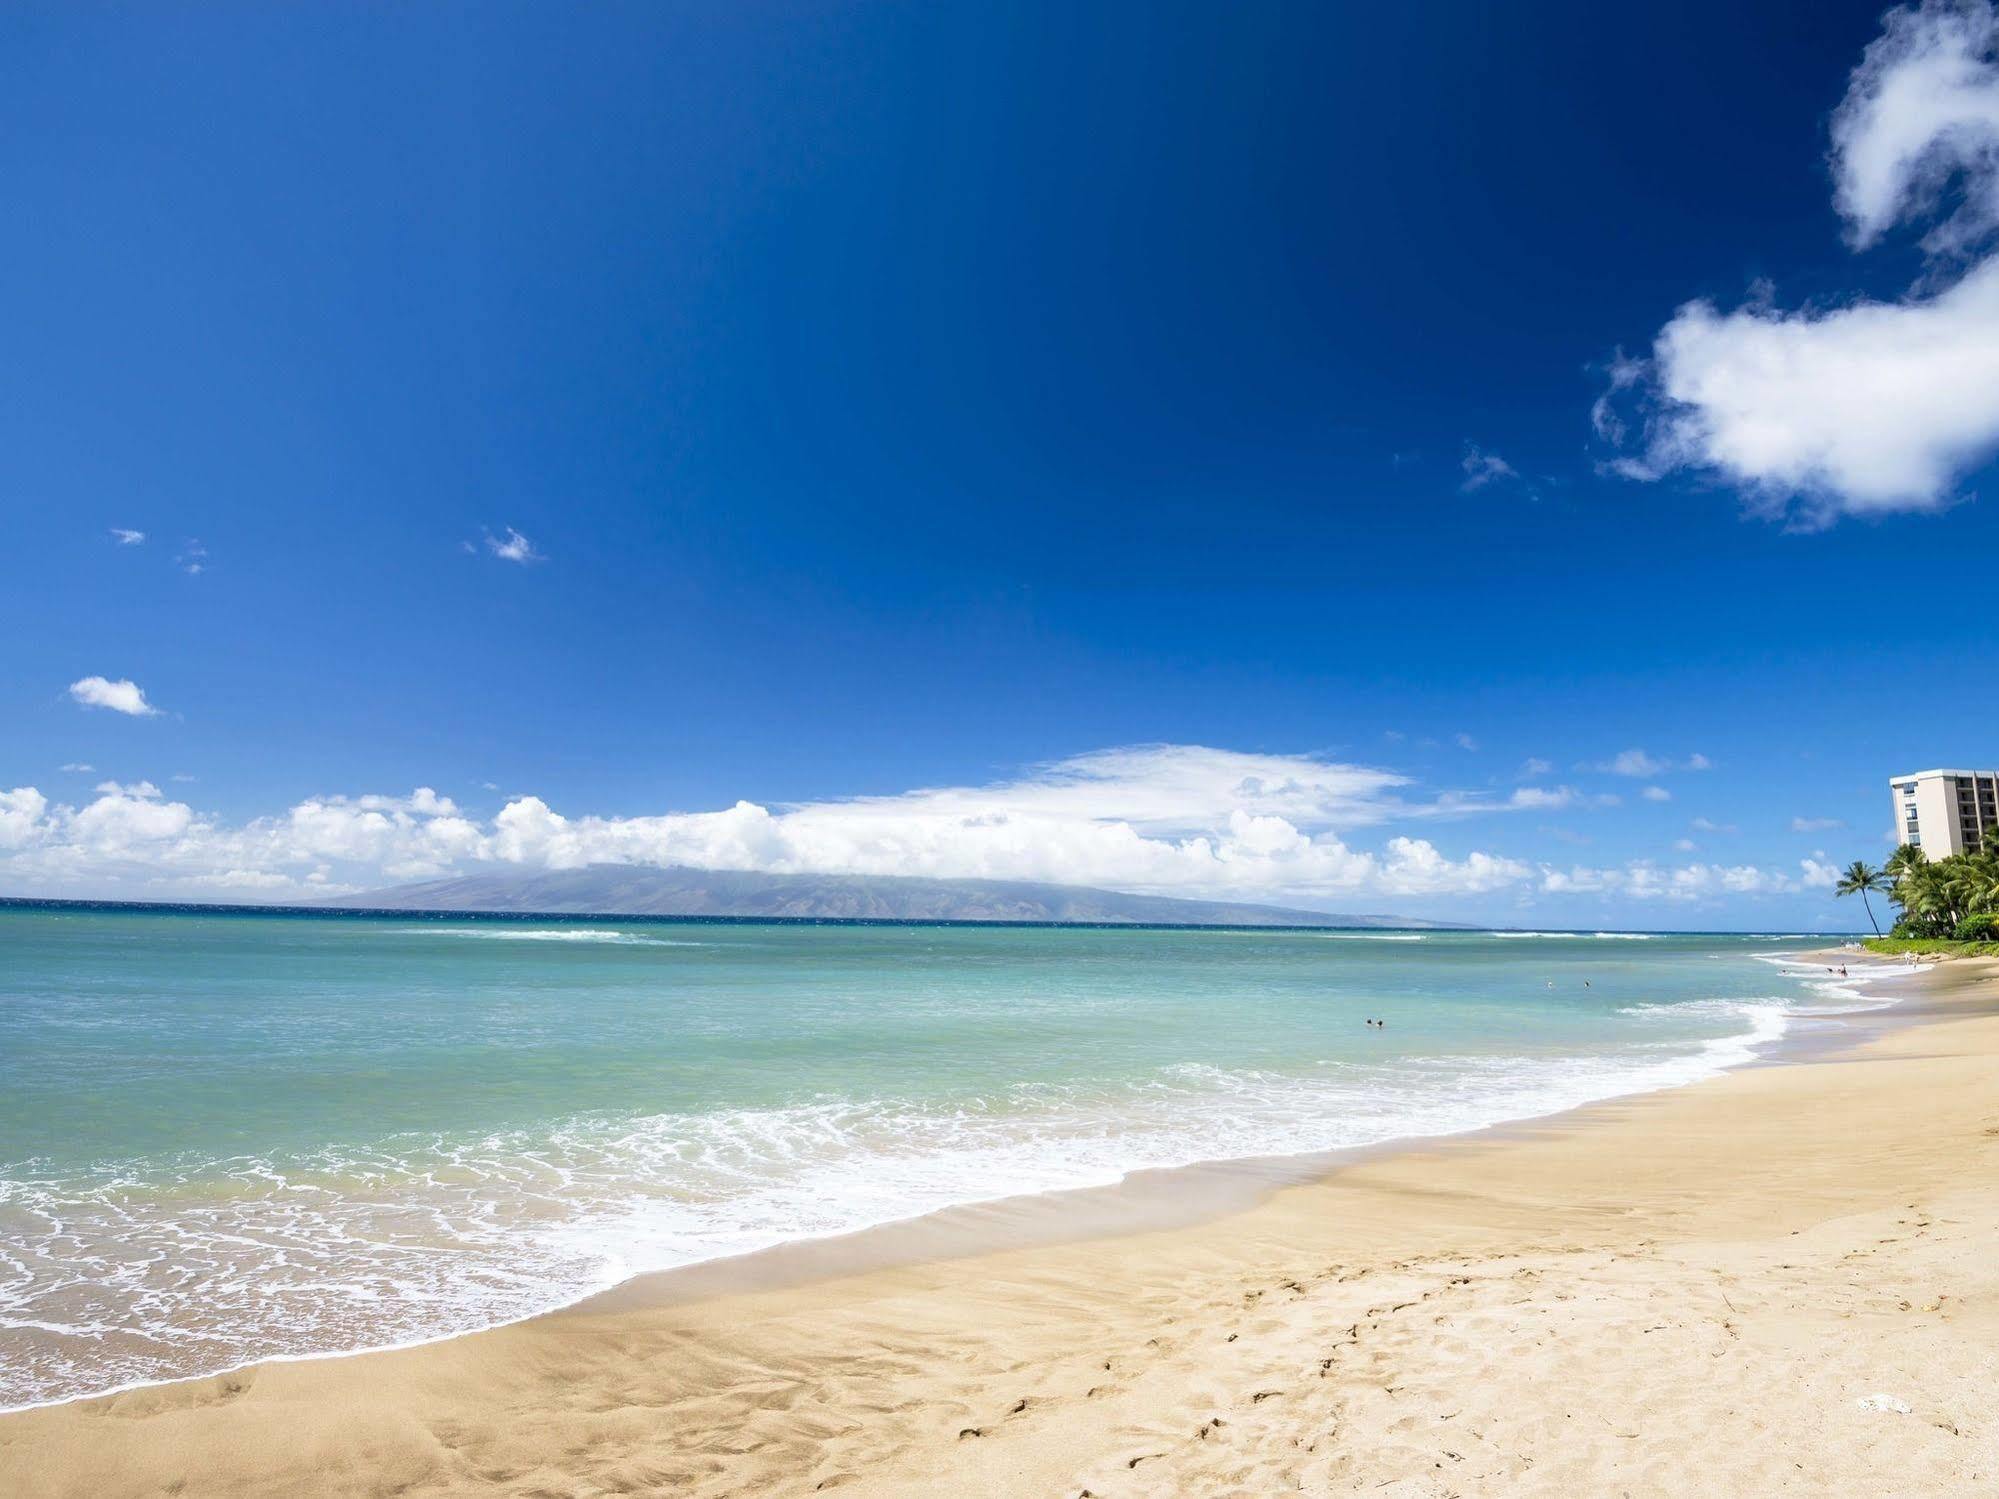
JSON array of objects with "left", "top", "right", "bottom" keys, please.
[
  {"left": 0, "top": 748, "right": 1839, "bottom": 911},
  {"left": 187, "top": 869, "right": 296, "bottom": 892},
  {"left": 481, "top": 526, "right": 543, "bottom": 564},
  {"left": 67, "top": 676, "right": 161, "bottom": 717},
  {"left": 60, "top": 763, "right": 94, "bottom": 773},
  {"left": 177, "top": 540, "right": 207, "bottom": 575},
  {"left": 336, "top": 788, "right": 462, "bottom": 818},
  {"left": 0, "top": 748, "right": 1543, "bottom": 904},
  {"left": 1640, "top": 786, "right": 1673, "bottom": 802},
  {"left": 1487, "top": 785, "right": 1625, "bottom": 814},
  {"left": 1453, "top": 732, "right": 1479, "bottom": 751},
  {"left": 109, "top": 528, "right": 145, "bottom": 545},
  {"left": 1588, "top": 352, "right": 1644, "bottom": 445},
  {"left": 1791, "top": 815, "right": 1848, "bottom": 833},
  {"left": 94, "top": 780, "right": 161, "bottom": 799},
  {"left": 1584, "top": 749, "right": 1710, "bottom": 778},
  {"left": 1673, "top": 838, "right": 1697, "bottom": 852},
  {"left": 0, "top": 788, "right": 49, "bottom": 849},
  {"left": 1518, "top": 757, "right": 1553, "bottom": 779},
  {"left": 1592, "top": 748, "right": 1668, "bottom": 777},
  {"left": 1506, "top": 786, "right": 1578, "bottom": 811},
  {"left": 1799, "top": 857, "right": 1842, "bottom": 889},
  {"left": 1459, "top": 444, "right": 1521, "bottom": 493},
  {"left": 1691, "top": 816, "right": 1738, "bottom": 834},
  {"left": 1833, "top": 0, "right": 1999, "bottom": 254},
  {"left": 469, "top": 746, "right": 1508, "bottom": 899},
  {"left": 1415, "top": 782, "right": 1622, "bottom": 817},
  {"left": 70, "top": 787, "right": 193, "bottom": 847},
  {"left": 1538, "top": 859, "right": 1812, "bottom": 901},
  {"left": 1600, "top": 1, "right": 1999, "bottom": 524},
  {"left": 1619, "top": 262, "right": 1999, "bottom": 521}
]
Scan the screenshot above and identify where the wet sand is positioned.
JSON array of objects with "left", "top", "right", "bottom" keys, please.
[{"left": 4, "top": 951, "right": 1996, "bottom": 1497}]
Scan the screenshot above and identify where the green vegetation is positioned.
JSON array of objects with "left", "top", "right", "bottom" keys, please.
[
  {"left": 1839, "top": 840, "right": 1999, "bottom": 946},
  {"left": 1862, "top": 937, "right": 1999, "bottom": 958}
]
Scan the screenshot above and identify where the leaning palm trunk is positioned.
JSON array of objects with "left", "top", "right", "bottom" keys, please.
[{"left": 1835, "top": 861, "right": 1885, "bottom": 936}]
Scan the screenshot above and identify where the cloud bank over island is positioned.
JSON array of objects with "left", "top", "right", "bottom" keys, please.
[{"left": 0, "top": 743, "right": 1829, "bottom": 912}]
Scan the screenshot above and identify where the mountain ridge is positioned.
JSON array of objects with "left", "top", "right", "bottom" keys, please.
[{"left": 324, "top": 864, "right": 1462, "bottom": 928}]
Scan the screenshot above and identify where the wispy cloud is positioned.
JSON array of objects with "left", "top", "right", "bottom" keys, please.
[
  {"left": 177, "top": 540, "right": 207, "bottom": 575},
  {"left": 476, "top": 526, "right": 544, "bottom": 564},
  {"left": 1584, "top": 748, "right": 1710, "bottom": 778},
  {"left": 1691, "top": 816, "right": 1737, "bottom": 835},
  {"left": 1517, "top": 757, "right": 1553, "bottom": 779},
  {"left": 1791, "top": 815, "right": 1847, "bottom": 833},
  {"left": 1459, "top": 444, "right": 1522, "bottom": 493},
  {"left": 1539, "top": 857, "right": 1829, "bottom": 900},
  {"left": 67, "top": 676, "right": 161, "bottom": 717},
  {"left": 1505, "top": 786, "right": 1575, "bottom": 811},
  {"left": 1590, "top": 748, "right": 1667, "bottom": 777},
  {"left": 1640, "top": 785, "right": 1672, "bottom": 802},
  {"left": 60, "top": 763, "right": 94, "bottom": 773},
  {"left": 1453, "top": 732, "right": 1479, "bottom": 751},
  {"left": 109, "top": 528, "right": 145, "bottom": 545}
]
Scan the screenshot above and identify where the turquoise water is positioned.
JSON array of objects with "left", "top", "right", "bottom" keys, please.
[{"left": 0, "top": 907, "right": 1877, "bottom": 1409}]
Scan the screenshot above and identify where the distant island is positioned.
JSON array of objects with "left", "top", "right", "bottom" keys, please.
[{"left": 325, "top": 864, "right": 1461, "bottom": 928}]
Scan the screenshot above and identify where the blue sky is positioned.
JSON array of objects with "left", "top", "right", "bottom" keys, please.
[{"left": 3, "top": 1, "right": 1997, "bottom": 927}]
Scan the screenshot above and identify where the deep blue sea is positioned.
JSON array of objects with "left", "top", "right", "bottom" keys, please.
[{"left": 0, "top": 906, "right": 1884, "bottom": 1409}]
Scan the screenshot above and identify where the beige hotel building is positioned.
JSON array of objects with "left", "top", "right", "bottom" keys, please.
[{"left": 1890, "top": 769, "right": 1999, "bottom": 857}]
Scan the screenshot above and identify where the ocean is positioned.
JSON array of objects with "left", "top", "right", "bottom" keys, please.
[{"left": 0, "top": 905, "right": 1881, "bottom": 1411}]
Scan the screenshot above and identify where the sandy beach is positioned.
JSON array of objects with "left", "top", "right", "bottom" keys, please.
[{"left": 3, "top": 951, "right": 1995, "bottom": 1498}]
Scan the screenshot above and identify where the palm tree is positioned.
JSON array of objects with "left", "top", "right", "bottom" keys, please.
[
  {"left": 1884, "top": 841, "right": 1926, "bottom": 884},
  {"left": 1883, "top": 842, "right": 1926, "bottom": 922},
  {"left": 1835, "top": 860, "right": 1887, "bottom": 935},
  {"left": 1900, "top": 864, "right": 1955, "bottom": 937},
  {"left": 1965, "top": 854, "right": 1999, "bottom": 914}
]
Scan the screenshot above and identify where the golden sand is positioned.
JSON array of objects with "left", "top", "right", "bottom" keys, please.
[{"left": 4, "top": 954, "right": 1995, "bottom": 1497}]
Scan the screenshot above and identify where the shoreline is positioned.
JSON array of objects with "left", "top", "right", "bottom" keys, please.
[
  {"left": 560, "top": 945, "right": 1916, "bottom": 1315},
  {"left": 0, "top": 942, "right": 1895, "bottom": 1420},
  {"left": 8, "top": 950, "right": 1997, "bottom": 1494}
]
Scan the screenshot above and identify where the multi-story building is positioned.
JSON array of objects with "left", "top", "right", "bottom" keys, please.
[{"left": 1889, "top": 769, "right": 1999, "bottom": 856}]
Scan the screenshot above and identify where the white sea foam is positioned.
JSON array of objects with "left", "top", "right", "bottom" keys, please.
[
  {"left": 0, "top": 996, "right": 1814, "bottom": 1412},
  {"left": 1485, "top": 930, "right": 1656, "bottom": 939},
  {"left": 1317, "top": 933, "right": 1427, "bottom": 941},
  {"left": 1747, "top": 953, "right": 1919, "bottom": 1013},
  {"left": 2, "top": 932, "right": 1872, "bottom": 1415},
  {"left": 401, "top": 928, "right": 707, "bottom": 947}
]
